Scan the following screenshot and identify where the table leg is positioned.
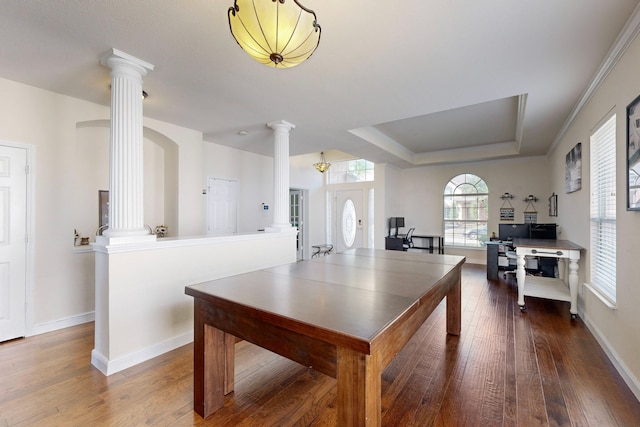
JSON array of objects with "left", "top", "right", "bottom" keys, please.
[
  {"left": 568, "top": 257, "right": 579, "bottom": 316},
  {"left": 516, "top": 254, "right": 526, "bottom": 309},
  {"left": 193, "top": 299, "right": 233, "bottom": 418},
  {"left": 224, "top": 333, "right": 236, "bottom": 394},
  {"left": 446, "top": 268, "right": 461, "bottom": 335},
  {"left": 337, "top": 347, "right": 381, "bottom": 426}
]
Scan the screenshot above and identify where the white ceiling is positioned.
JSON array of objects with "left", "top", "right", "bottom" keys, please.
[{"left": 0, "top": 0, "right": 638, "bottom": 168}]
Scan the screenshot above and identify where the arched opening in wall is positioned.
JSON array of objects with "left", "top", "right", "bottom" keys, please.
[{"left": 74, "top": 120, "right": 179, "bottom": 241}]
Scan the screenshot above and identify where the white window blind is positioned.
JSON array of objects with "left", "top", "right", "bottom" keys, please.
[{"left": 590, "top": 114, "right": 616, "bottom": 303}]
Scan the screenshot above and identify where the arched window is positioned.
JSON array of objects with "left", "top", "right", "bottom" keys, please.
[{"left": 443, "top": 174, "right": 488, "bottom": 248}]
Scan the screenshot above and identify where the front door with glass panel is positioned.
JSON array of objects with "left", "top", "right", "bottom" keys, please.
[{"left": 335, "top": 189, "right": 363, "bottom": 253}]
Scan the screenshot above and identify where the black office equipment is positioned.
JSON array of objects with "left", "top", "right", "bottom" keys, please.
[
  {"left": 530, "top": 223, "right": 557, "bottom": 239},
  {"left": 499, "top": 223, "right": 530, "bottom": 241},
  {"left": 488, "top": 223, "right": 558, "bottom": 280},
  {"left": 388, "top": 216, "right": 405, "bottom": 237}
]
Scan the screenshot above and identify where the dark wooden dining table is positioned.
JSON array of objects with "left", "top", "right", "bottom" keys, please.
[{"left": 185, "top": 248, "right": 465, "bottom": 425}]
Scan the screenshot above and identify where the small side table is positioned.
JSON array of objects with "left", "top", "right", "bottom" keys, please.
[{"left": 312, "top": 244, "right": 333, "bottom": 258}]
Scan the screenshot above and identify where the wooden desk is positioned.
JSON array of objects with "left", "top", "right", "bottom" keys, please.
[
  {"left": 385, "top": 234, "right": 444, "bottom": 254},
  {"left": 185, "top": 248, "right": 465, "bottom": 425},
  {"left": 412, "top": 234, "right": 444, "bottom": 254},
  {"left": 512, "top": 238, "right": 584, "bottom": 318}
]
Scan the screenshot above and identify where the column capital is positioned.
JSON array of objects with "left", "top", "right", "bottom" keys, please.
[
  {"left": 267, "top": 120, "right": 296, "bottom": 132},
  {"left": 100, "top": 48, "right": 155, "bottom": 77}
]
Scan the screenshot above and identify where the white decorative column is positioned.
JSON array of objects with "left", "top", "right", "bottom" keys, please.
[
  {"left": 99, "top": 49, "right": 155, "bottom": 244},
  {"left": 266, "top": 120, "right": 295, "bottom": 232}
]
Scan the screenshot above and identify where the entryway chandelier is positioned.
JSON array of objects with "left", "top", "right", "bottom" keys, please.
[
  {"left": 228, "top": 0, "right": 321, "bottom": 68},
  {"left": 313, "top": 152, "right": 331, "bottom": 173}
]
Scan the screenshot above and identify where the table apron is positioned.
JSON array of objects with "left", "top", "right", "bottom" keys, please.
[
  {"left": 200, "top": 300, "right": 338, "bottom": 378},
  {"left": 375, "top": 265, "right": 460, "bottom": 370}
]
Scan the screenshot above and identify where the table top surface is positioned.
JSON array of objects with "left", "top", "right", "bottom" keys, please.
[
  {"left": 185, "top": 248, "right": 464, "bottom": 346},
  {"left": 511, "top": 238, "right": 584, "bottom": 251}
]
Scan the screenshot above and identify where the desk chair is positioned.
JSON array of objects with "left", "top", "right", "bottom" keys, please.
[
  {"left": 504, "top": 249, "right": 517, "bottom": 280},
  {"left": 402, "top": 228, "right": 415, "bottom": 250}
]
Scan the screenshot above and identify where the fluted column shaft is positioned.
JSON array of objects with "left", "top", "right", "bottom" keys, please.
[
  {"left": 100, "top": 49, "right": 154, "bottom": 241},
  {"left": 267, "top": 120, "right": 295, "bottom": 231}
]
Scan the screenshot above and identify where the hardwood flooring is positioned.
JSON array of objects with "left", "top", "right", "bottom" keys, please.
[{"left": 1, "top": 264, "right": 639, "bottom": 426}]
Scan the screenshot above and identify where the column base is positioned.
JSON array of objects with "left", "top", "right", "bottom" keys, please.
[
  {"left": 266, "top": 224, "right": 296, "bottom": 233},
  {"left": 96, "top": 233, "right": 157, "bottom": 246}
]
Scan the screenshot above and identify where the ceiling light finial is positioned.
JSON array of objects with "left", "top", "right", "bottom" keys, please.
[
  {"left": 313, "top": 152, "right": 330, "bottom": 173},
  {"left": 228, "top": 0, "right": 321, "bottom": 69}
]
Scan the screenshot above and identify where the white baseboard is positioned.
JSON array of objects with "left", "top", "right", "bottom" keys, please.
[
  {"left": 581, "top": 310, "right": 640, "bottom": 401},
  {"left": 30, "top": 311, "right": 95, "bottom": 336},
  {"left": 91, "top": 331, "right": 194, "bottom": 376}
]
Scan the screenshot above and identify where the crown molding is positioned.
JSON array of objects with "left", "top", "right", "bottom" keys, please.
[{"left": 548, "top": 3, "right": 640, "bottom": 154}]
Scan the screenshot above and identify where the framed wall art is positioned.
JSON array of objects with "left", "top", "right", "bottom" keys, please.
[
  {"left": 627, "top": 94, "right": 640, "bottom": 210},
  {"left": 548, "top": 193, "right": 557, "bottom": 217},
  {"left": 565, "top": 142, "right": 582, "bottom": 193}
]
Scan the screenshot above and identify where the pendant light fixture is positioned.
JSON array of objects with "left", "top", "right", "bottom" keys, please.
[
  {"left": 313, "top": 152, "right": 330, "bottom": 173},
  {"left": 228, "top": 0, "right": 321, "bottom": 68}
]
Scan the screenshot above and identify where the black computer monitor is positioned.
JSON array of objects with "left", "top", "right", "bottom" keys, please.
[
  {"left": 530, "top": 223, "right": 557, "bottom": 239},
  {"left": 499, "top": 223, "right": 530, "bottom": 241},
  {"left": 388, "top": 217, "right": 405, "bottom": 237},
  {"left": 389, "top": 217, "right": 397, "bottom": 229}
]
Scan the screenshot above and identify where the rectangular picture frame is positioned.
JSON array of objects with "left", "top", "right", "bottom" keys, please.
[
  {"left": 548, "top": 193, "right": 557, "bottom": 217},
  {"left": 627, "top": 94, "right": 640, "bottom": 210},
  {"left": 565, "top": 142, "right": 582, "bottom": 193}
]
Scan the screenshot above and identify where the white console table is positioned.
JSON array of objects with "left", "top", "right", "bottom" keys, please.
[{"left": 512, "top": 238, "right": 584, "bottom": 319}]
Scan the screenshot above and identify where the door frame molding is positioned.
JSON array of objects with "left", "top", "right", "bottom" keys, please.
[
  {"left": 289, "top": 188, "right": 309, "bottom": 260},
  {"left": 0, "top": 140, "right": 35, "bottom": 337}
]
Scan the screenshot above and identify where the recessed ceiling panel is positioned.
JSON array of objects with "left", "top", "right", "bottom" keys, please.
[{"left": 374, "top": 97, "right": 519, "bottom": 154}]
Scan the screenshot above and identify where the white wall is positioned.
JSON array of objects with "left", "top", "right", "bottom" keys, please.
[
  {"left": 92, "top": 231, "right": 297, "bottom": 375},
  {"left": 203, "top": 141, "right": 274, "bottom": 233},
  {"left": 549, "top": 32, "right": 640, "bottom": 397},
  {"left": 379, "top": 164, "right": 403, "bottom": 249}
]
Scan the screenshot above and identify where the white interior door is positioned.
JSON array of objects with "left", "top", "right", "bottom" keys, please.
[
  {"left": 207, "top": 177, "right": 238, "bottom": 235},
  {"left": 0, "top": 145, "right": 27, "bottom": 342},
  {"left": 335, "top": 189, "right": 364, "bottom": 253}
]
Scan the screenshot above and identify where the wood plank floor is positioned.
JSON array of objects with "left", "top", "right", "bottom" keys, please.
[{"left": 1, "top": 264, "right": 639, "bottom": 426}]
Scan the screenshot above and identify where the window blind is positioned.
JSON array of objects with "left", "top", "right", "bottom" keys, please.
[{"left": 590, "top": 114, "right": 616, "bottom": 303}]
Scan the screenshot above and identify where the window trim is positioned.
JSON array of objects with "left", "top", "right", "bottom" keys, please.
[
  {"left": 443, "top": 174, "right": 489, "bottom": 249},
  {"left": 589, "top": 113, "right": 617, "bottom": 305}
]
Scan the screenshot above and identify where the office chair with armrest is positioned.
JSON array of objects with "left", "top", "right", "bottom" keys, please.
[{"left": 402, "top": 228, "right": 415, "bottom": 250}]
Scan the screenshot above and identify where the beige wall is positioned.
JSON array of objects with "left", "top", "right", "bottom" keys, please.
[
  {"left": 0, "top": 78, "right": 111, "bottom": 328},
  {"left": 0, "top": 77, "right": 296, "bottom": 333},
  {"left": 549, "top": 32, "right": 640, "bottom": 396},
  {"left": 394, "top": 157, "right": 553, "bottom": 265}
]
